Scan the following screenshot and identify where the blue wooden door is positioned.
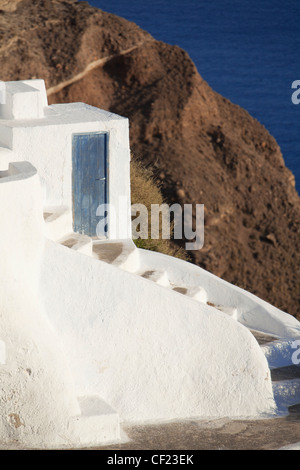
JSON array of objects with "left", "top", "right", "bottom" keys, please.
[{"left": 72, "top": 132, "right": 108, "bottom": 236}]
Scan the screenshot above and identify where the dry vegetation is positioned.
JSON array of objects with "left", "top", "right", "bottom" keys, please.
[{"left": 130, "top": 159, "right": 189, "bottom": 261}]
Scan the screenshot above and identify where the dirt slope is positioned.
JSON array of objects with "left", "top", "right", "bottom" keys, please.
[{"left": 0, "top": 0, "right": 299, "bottom": 318}]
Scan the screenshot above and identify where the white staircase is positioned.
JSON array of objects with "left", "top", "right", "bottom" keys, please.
[
  {"left": 91, "top": 240, "right": 211, "bottom": 304},
  {"left": 61, "top": 236, "right": 211, "bottom": 304}
]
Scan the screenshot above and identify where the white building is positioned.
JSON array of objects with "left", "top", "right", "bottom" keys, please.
[
  {"left": 0, "top": 79, "right": 299, "bottom": 449},
  {"left": 0, "top": 79, "right": 131, "bottom": 241}
]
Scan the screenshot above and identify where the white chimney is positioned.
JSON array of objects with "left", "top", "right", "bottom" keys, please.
[{"left": 0, "top": 79, "right": 48, "bottom": 120}]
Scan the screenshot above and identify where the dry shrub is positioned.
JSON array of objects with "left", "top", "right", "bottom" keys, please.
[{"left": 130, "top": 159, "right": 189, "bottom": 260}]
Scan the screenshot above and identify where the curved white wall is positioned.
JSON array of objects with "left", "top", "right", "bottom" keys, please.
[{"left": 41, "top": 240, "right": 276, "bottom": 423}]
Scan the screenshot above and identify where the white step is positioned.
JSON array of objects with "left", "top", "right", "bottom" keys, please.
[
  {"left": 68, "top": 396, "right": 121, "bottom": 447},
  {"left": 172, "top": 285, "right": 207, "bottom": 304},
  {"left": 44, "top": 208, "right": 72, "bottom": 241},
  {"left": 59, "top": 233, "right": 93, "bottom": 257},
  {"left": 217, "top": 306, "right": 238, "bottom": 320},
  {"left": 93, "top": 239, "right": 140, "bottom": 273},
  {"left": 206, "top": 302, "right": 238, "bottom": 320},
  {"left": 140, "top": 269, "right": 170, "bottom": 287}
]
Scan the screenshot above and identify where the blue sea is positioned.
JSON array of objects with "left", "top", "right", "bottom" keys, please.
[{"left": 84, "top": 0, "right": 300, "bottom": 192}]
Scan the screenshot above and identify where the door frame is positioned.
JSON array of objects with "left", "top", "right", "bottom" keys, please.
[{"left": 71, "top": 131, "right": 109, "bottom": 237}]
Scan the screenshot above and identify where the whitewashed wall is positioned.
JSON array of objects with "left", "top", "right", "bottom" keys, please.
[{"left": 0, "top": 163, "right": 80, "bottom": 448}]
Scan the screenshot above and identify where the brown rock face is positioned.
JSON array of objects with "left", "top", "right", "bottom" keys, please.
[{"left": 0, "top": 0, "right": 299, "bottom": 318}]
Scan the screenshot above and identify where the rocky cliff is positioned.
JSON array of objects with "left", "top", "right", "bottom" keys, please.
[{"left": 0, "top": 0, "right": 299, "bottom": 318}]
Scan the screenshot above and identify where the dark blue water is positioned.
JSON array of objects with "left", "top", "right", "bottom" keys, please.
[{"left": 84, "top": 0, "right": 300, "bottom": 192}]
